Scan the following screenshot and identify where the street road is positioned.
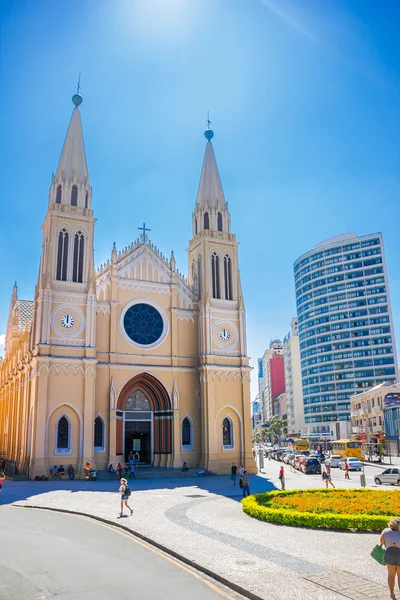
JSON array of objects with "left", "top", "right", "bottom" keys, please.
[
  {"left": 0, "top": 506, "right": 239, "bottom": 600},
  {"left": 259, "top": 455, "right": 390, "bottom": 490}
]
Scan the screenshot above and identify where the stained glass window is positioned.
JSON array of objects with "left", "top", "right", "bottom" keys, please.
[
  {"left": 94, "top": 417, "right": 104, "bottom": 448},
  {"left": 57, "top": 416, "right": 69, "bottom": 449},
  {"left": 124, "top": 303, "right": 164, "bottom": 345},
  {"left": 125, "top": 390, "right": 151, "bottom": 411},
  {"left": 182, "top": 417, "right": 191, "bottom": 446},
  {"left": 223, "top": 417, "right": 232, "bottom": 447}
]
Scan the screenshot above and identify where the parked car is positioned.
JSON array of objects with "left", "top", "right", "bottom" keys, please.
[
  {"left": 295, "top": 455, "right": 306, "bottom": 470},
  {"left": 301, "top": 458, "right": 321, "bottom": 474},
  {"left": 375, "top": 468, "right": 400, "bottom": 486},
  {"left": 288, "top": 454, "right": 297, "bottom": 467},
  {"left": 327, "top": 454, "right": 342, "bottom": 468},
  {"left": 284, "top": 453, "right": 295, "bottom": 465},
  {"left": 339, "top": 457, "right": 362, "bottom": 471}
]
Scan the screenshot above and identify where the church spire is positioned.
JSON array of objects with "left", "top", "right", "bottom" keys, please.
[
  {"left": 193, "top": 122, "right": 230, "bottom": 236},
  {"left": 48, "top": 91, "right": 91, "bottom": 209}
]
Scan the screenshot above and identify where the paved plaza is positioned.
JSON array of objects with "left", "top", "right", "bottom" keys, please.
[{"left": 1, "top": 461, "right": 387, "bottom": 600}]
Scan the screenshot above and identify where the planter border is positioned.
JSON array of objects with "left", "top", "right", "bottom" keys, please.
[{"left": 242, "top": 489, "right": 394, "bottom": 532}]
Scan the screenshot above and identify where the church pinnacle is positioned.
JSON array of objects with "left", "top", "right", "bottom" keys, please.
[
  {"left": 193, "top": 120, "right": 230, "bottom": 236},
  {"left": 49, "top": 88, "right": 91, "bottom": 209}
]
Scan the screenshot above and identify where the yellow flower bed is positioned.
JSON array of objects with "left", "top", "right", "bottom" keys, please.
[{"left": 242, "top": 489, "right": 397, "bottom": 531}]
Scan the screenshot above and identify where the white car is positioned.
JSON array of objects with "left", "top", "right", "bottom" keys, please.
[
  {"left": 339, "top": 457, "right": 362, "bottom": 471},
  {"left": 375, "top": 468, "right": 400, "bottom": 486},
  {"left": 328, "top": 455, "right": 342, "bottom": 468}
]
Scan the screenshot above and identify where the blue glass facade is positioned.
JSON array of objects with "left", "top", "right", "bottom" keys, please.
[{"left": 294, "top": 233, "right": 397, "bottom": 436}]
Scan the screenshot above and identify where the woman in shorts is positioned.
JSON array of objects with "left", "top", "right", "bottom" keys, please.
[
  {"left": 381, "top": 517, "right": 400, "bottom": 599},
  {"left": 118, "top": 478, "right": 133, "bottom": 518}
]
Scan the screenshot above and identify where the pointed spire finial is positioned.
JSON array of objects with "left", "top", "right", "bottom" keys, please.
[
  {"left": 204, "top": 110, "right": 214, "bottom": 141},
  {"left": 72, "top": 73, "right": 83, "bottom": 108}
]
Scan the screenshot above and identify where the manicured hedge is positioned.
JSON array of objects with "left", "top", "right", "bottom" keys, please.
[{"left": 242, "top": 489, "right": 393, "bottom": 531}]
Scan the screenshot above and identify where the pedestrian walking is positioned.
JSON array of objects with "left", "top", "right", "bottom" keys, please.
[
  {"left": 118, "top": 478, "right": 133, "bottom": 518},
  {"left": 322, "top": 464, "right": 335, "bottom": 489},
  {"left": 0, "top": 470, "right": 5, "bottom": 496},
  {"left": 239, "top": 464, "right": 244, "bottom": 477},
  {"left": 241, "top": 471, "right": 250, "bottom": 498},
  {"left": 231, "top": 462, "right": 237, "bottom": 485},
  {"left": 116, "top": 462, "right": 123, "bottom": 478},
  {"left": 134, "top": 452, "right": 140, "bottom": 466},
  {"left": 128, "top": 452, "right": 134, "bottom": 465},
  {"left": 380, "top": 518, "right": 400, "bottom": 599},
  {"left": 279, "top": 466, "right": 285, "bottom": 490},
  {"left": 344, "top": 462, "right": 350, "bottom": 480},
  {"left": 67, "top": 465, "right": 75, "bottom": 480},
  {"left": 129, "top": 463, "right": 136, "bottom": 479},
  {"left": 108, "top": 464, "right": 114, "bottom": 477}
]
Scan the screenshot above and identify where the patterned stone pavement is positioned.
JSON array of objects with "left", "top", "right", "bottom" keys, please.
[
  {"left": 1, "top": 474, "right": 386, "bottom": 600},
  {"left": 304, "top": 571, "right": 386, "bottom": 600}
]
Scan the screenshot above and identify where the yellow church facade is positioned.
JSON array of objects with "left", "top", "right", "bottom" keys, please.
[{"left": 0, "top": 93, "right": 256, "bottom": 478}]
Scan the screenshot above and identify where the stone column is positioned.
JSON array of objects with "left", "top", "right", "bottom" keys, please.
[{"left": 81, "top": 362, "right": 96, "bottom": 475}]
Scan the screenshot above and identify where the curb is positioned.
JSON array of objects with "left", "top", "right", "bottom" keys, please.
[{"left": 14, "top": 503, "right": 264, "bottom": 600}]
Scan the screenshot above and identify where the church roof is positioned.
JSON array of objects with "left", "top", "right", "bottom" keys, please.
[
  {"left": 195, "top": 139, "right": 227, "bottom": 211},
  {"left": 55, "top": 107, "right": 88, "bottom": 183},
  {"left": 16, "top": 300, "right": 34, "bottom": 330}
]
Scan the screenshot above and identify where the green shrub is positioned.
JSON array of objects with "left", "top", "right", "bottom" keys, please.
[{"left": 242, "top": 489, "right": 393, "bottom": 531}]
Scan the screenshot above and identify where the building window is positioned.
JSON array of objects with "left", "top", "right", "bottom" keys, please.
[
  {"left": 56, "top": 416, "right": 70, "bottom": 452},
  {"left": 94, "top": 416, "right": 105, "bottom": 451},
  {"left": 198, "top": 256, "right": 202, "bottom": 296},
  {"left": 211, "top": 252, "right": 220, "bottom": 298},
  {"left": 71, "top": 185, "right": 78, "bottom": 206},
  {"left": 217, "top": 212, "right": 223, "bottom": 232},
  {"left": 182, "top": 417, "right": 193, "bottom": 450},
  {"left": 222, "top": 417, "right": 233, "bottom": 449},
  {"left": 56, "top": 229, "right": 69, "bottom": 281},
  {"left": 224, "top": 255, "right": 233, "bottom": 300},
  {"left": 204, "top": 212, "right": 210, "bottom": 230},
  {"left": 195, "top": 218, "right": 198, "bottom": 234},
  {"left": 56, "top": 185, "right": 62, "bottom": 204},
  {"left": 85, "top": 191, "right": 88, "bottom": 209},
  {"left": 72, "top": 231, "right": 85, "bottom": 283}
]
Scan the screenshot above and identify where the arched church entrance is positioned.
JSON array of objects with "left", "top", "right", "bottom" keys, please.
[{"left": 117, "top": 373, "right": 173, "bottom": 467}]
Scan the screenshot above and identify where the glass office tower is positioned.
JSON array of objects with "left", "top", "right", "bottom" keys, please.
[{"left": 294, "top": 232, "right": 397, "bottom": 439}]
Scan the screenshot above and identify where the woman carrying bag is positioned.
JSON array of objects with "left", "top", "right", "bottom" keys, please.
[{"left": 375, "top": 518, "right": 400, "bottom": 599}]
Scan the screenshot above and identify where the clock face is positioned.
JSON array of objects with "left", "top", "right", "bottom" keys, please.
[
  {"left": 51, "top": 305, "right": 85, "bottom": 338},
  {"left": 219, "top": 328, "right": 230, "bottom": 341},
  {"left": 61, "top": 314, "right": 74, "bottom": 328}
]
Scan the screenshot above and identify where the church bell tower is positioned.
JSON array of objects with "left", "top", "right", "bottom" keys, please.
[
  {"left": 29, "top": 91, "right": 97, "bottom": 477},
  {"left": 188, "top": 125, "right": 255, "bottom": 472}
]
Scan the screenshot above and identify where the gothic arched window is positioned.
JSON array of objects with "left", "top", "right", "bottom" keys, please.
[
  {"left": 197, "top": 256, "right": 202, "bottom": 296},
  {"left": 71, "top": 185, "right": 78, "bottom": 206},
  {"left": 217, "top": 212, "right": 223, "bottom": 232},
  {"left": 224, "top": 255, "right": 233, "bottom": 300},
  {"left": 222, "top": 417, "right": 233, "bottom": 448},
  {"left": 195, "top": 218, "right": 198, "bottom": 234},
  {"left": 56, "top": 185, "right": 62, "bottom": 204},
  {"left": 72, "top": 231, "right": 85, "bottom": 283},
  {"left": 204, "top": 212, "right": 210, "bottom": 230},
  {"left": 211, "top": 252, "right": 220, "bottom": 298},
  {"left": 57, "top": 416, "right": 69, "bottom": 450},
  {"left": 94, "top": 416, "right": 104, "bottom": 449},
  {"left": 85, "top": 191, "right": 88, "bottom": 209},
  {"left": 182, "top": 417, "right": 193, "bottom": 449},
  {"left": 56, "top": 229, "right": 69, "bottom": 281}
]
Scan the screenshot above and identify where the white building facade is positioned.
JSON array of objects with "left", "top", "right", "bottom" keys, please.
[
  {"left": 294, "top": 232, "right": 398, "bottom": 440},
  {"left": 283, "top": 318, "right": 305, "bottom": 436}
]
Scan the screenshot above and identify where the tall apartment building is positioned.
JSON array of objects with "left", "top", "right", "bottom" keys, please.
[
  {"left": 283, "top": 318, "right": 305, "bottom": 435},
  {"left": 261, "top": 340, "right": 285, "bottom": 423},
  {"left": 294, "top": 232, "right": 397, "bottom": 439}
]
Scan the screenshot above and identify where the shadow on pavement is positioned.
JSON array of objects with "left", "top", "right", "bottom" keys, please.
[{"left": 0, "top": 472, "right": 276, "bottom": 507}]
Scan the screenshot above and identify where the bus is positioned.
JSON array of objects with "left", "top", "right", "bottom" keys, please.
[
  {"left": 331, "top": 439, "right": 363, "bottom": 460},
  {"left": 293, "top": 439, "right": 309, "bottom": 452}
]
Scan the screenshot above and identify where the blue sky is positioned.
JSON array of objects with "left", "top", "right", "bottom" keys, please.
[{"left": 0, "top": 0, "right": 399, "bottom": 400}]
